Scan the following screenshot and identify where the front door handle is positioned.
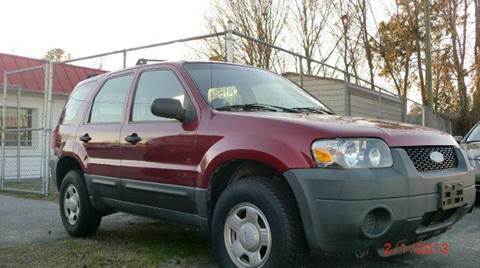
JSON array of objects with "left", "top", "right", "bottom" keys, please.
[
  {"left": 125, "top": 133, "right": 142, "bottom": 145},
  {"left": 79, "top": 133, "right": 91, "bottom": 143}
]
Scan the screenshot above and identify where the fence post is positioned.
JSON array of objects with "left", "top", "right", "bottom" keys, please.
[
  {"left": 421, "top": 105, "right": 426, "bottom": 127},
  {"left": 226, "top": 20, "right": 234, "bottom": 63},
  {"left": 16, "top": 86, "right": 21, "bottom": 184},
  {"left": 377, "top": 88, "right": 383, "bottom": 119},
  {"left": 40, "top": 63, "right": 49, "bottom": 195},
  {"left": 44, "top": 61, "right": 54, "bottom": 196},
  {"left": 402, "top": 96, "right": 408, "bottom": 123},
  {"left": 1, "top": 72, "right": 7, "bottom": 191},
  {"left": 298, "top": 56, "right": 304, "bottom": 87},
  {"left": 122, "top": 50, "right": 127, "bottom": 68},
  {"left": 343, "top": 71, "right": 350, "bottom": 116}
]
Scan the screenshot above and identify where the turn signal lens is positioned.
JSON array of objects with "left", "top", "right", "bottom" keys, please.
[{"left": 313, "top": 148, "right": 333, "bottom": 164}]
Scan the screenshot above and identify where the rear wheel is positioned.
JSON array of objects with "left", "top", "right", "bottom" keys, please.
[
  {"left": 59, "top": 170, "right": 101, "bottom": 237},
  {"left": 212, "top": 177, "right": 305, "bottom": 268}
]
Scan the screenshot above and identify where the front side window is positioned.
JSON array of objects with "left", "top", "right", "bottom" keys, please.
[
  {"left": 184, "top": 63, "right": 332, "bottom": 113},
  {"left": 0, "top": 107, "right": 33, "bottom": 146},
  {"left": 90, "top": 74, "right": 133, "bottom": 123},
  {"left": 131, "top": 69, "right": 193, "bottom": 122}
]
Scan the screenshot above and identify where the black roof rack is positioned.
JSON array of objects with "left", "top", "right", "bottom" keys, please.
[
  {"left": 86, "top": 73, "right": 99, "bottom": 79},
  {"left": 136, "top": 58, "right": 167, "bottom": 66}
]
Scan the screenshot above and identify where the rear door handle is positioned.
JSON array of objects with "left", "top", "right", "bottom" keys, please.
[
  {"left": 79, "top": 133, "right": 91, "bottom": 143},
  {"left": 125, "top": 133, "right": 142, "bottom": 145}
]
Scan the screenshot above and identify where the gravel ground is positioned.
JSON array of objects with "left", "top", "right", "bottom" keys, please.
[
  {"left": 0, "top": 194, "right": 479, "bottom": 267},
  {"left": 0, "top": 194, "right": 143, "bottom": 246}
]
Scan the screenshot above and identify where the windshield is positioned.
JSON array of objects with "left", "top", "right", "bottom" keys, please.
[{"left": 184, "top": 63, "right": 332, "bottom": 113}]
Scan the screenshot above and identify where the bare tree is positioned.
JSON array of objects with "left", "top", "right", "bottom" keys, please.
[
  {"left": 350, "top": 0, "right": 375, "bottom": 90},
  {"left": 329, "top": 0, "right": 372, "bottom": 84},
  {"left": 205, "top": 0, "right": 290, "bottom": 69},
  {"left": 332, "top": 1, "right": 354, "bottom": 80},
  {"left": 290, "top": 0, "right": 332, "bottom": 75},
  {"left": 403, "top": 1, "right": 427, "bottom": 104},
  {"left": 438, "top": 0, "right": 471, "bottom": 132},
  {"left": 43, "top": 48, "right": 72, "bottom": 62},
  {"left": 472, "top": 0, "right": 480, "bottom": 123}
]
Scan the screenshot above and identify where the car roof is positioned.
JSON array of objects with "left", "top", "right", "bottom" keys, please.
[
  {"left": 73, "top": 60, "right": 268, "bottom": 90},
  {"left": 105, "top": 60, "right": 267, "bottom": 76}
]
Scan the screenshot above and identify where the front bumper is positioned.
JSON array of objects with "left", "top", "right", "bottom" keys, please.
[{"left": 284, "top": 147, "right": 475, "bottom": 253}]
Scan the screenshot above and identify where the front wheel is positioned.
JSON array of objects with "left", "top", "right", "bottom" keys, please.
[
  {"left": 212, "top": 177, "right": 305, "bottom": 268},
  {"left": 59, "top": 170, "right": 101, "bottom": 237}
]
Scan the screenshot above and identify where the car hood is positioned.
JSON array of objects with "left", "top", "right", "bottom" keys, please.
[{"left": 226, "top": 111, "right": 457, "bottom": 147}]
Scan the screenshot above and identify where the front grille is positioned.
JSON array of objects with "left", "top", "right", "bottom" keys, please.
[{"left": 404, "top": 146, "right": 458, "bottom": 172}]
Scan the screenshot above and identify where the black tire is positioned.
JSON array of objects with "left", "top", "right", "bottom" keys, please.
[
  {"left": 59, "top": 170, "right": 101, "bottom": 237},
  {"left": 212, "top": 177, "right": 305, "bottom": 268}
]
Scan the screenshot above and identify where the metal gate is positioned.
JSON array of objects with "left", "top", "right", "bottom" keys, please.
[{"left": 0, "top": 62, "right": 53, "bottom": 196}]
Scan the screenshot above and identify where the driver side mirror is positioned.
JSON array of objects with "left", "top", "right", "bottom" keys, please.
[
  {"left": 151, "top": 98, "right": 185, "bottom": 122},
  {"left": 454, "top": 136, "right": 463, "bottom": 144}
]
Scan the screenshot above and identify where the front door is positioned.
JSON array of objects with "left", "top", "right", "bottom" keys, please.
[{"left": 119, "top": 67, "right": 198, "bottom": 213}]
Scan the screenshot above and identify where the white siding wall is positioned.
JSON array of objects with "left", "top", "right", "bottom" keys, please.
[{"left": 0, "top": 90, "right": 68, "bottom": 179}]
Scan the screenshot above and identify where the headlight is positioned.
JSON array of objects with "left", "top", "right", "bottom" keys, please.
[
  {"left": 467, "top": 148, "right": 480, "bottom": 160},
  {"left": 311, "top": 138, "right": 393, "bottom": 168}
]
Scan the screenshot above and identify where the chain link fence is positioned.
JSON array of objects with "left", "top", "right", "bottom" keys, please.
[
  {"left": 1, "top": 62, "right": 53, "bottom": 195},
  {"left": 0, "top": 27, "right": 451, "bottom": 196}
]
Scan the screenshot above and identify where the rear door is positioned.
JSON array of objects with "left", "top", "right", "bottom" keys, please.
[
  {"left": 76, "top": 72, "right": 134, "bottom": 199},
  {"left": 118, "top": 67, "right": 198, "bottom": 213}
]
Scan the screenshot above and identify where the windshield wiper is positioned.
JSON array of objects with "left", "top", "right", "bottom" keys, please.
[
  {"left": 291, "top": 107, "right": 334, "bottom": 115},
  {"left": 216, "top": 103, "right": 300, "bottom": 113}
]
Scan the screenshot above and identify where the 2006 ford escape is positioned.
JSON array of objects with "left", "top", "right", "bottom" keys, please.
[{"left": 51, "top": 60, "right": 475, "bottom": 268}]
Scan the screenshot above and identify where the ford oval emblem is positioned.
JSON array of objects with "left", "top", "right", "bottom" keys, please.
[{"left": 430, "top": 151, "right": 445, "bottom": 163}]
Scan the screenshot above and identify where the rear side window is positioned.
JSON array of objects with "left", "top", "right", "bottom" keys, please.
[
  {"left": 131, "top": 70, "right": 194, "bottom": 122},
  {"left": 90, "top": 74, "right": 133, "bottom": 123},
  {"left": 62, "top": 82, "right": 96, "bottom": 124}
]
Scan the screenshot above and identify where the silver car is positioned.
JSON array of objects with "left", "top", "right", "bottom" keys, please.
[{"left": 459, "top": 122, "right": 480, "bottom": 201}]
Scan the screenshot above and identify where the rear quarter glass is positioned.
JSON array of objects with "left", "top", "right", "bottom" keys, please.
[{"left": 60, "top": 81, "right": 97, "bottom": 125}]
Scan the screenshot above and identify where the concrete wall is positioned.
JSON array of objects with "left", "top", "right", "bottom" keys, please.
[
  {"left": 285, "top": 74, "right": 346, "bottom": 114},
  {"left": 284, "top": 73, "right": 403, "bottom": 121},
  {"left": 348, "top": 84, "right": 403, "bottom": 122}
]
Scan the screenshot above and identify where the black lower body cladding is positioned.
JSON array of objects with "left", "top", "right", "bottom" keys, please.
[{"left": 284, "top": 147, "right": 476, "bottom": 253}]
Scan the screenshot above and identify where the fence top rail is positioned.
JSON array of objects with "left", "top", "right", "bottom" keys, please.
[
  {"left": 3, "top": 128, "right": 45, "bottom": 132},
  {"left": 61, "top": 31, "right": 227, "bottom": 65},
  {"left": 4, "top": 64, "right": 46, "bottom": 75},
  {"left": 0, "top": 83, "right": 21, "bottom": 89}
]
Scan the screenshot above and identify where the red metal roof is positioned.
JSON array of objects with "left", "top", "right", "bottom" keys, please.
[{"left": 0, "top": 52, "right": 105, "bottom": 94}]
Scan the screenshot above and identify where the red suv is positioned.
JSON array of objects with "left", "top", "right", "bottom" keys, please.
[{"left": 51, "top": 61, "right": 475, "bottom": 267}]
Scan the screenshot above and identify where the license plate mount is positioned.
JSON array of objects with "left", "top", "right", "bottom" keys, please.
[{"left": 439, "top": 181, "right": 465, "bottom": 210}]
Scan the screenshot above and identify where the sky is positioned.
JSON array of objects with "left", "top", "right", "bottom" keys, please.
[
  {"left": 0, "top": 0, "right": 419, "bottom": 101},
  {"left": 0, "top": 0, "right": 212, "bottom": 69},
  {"left": 1, "top": 0, "right": 395, "bottom": 69}
]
